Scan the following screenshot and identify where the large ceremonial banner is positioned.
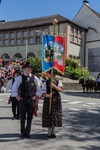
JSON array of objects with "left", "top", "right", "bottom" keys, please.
[{"left": 42, "top": 34, "right": 66, "bottom": 74}]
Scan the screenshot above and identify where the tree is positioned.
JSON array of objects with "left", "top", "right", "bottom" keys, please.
[{"left": 28, "top": 57, "right": 42, "bottom": 73}]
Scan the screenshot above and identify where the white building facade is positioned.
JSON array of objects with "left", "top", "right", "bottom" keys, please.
[{"left": 73, "top": 2, "right": 100, "bottom": 77}]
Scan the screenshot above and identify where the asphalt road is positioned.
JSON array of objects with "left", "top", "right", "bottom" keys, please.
[{"left": 0, "top": 91, "right": 100, "bottom": 150}]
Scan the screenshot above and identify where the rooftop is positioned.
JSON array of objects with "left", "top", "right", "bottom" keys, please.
[{"left": 0, "top": 14, "right": 86, "bottom": 31}]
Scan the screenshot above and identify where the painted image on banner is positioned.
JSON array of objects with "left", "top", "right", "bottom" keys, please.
[
  {"left": 44, "top": 42, "right": 54, "bottom": 62},
  {"left": 42, "top": 35, "right": 66, "bottom": 74}
]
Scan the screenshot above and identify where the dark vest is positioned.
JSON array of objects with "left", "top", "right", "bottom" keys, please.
[
  {"left": 46, "top": 79, "right": 59, "bottom": 94},
  {"left": 19, "top": 74, "right": 36, "bottom": 100}
]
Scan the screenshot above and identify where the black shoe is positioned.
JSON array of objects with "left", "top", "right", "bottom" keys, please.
[
  {"left": 20, "top": 134, "right": 26, "bottom": 139},
  {"left": 26, "top": 135, "right": 31, "bottom": 139},
  {"left": 15, "top": 116, "right": 20, "bottom": 120},
  {"left": 51, "top": 134, "right": 56, "bottom": 138},
  {"left": 48, "top": 134, "right": 56, "bottom": 139},
  {"left": 48, "top": 134, "right": 52, "bottom": 138},
  {"left": 12, "top": 117, "right": 15, "bottom": 120}
]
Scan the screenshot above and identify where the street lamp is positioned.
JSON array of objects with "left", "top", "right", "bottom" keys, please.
[{"left": 26, "top": 39, "right": 28, "bottom": 61}]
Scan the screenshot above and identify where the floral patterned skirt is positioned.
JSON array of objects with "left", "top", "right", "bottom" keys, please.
[{"left": 42, "top": 93, "right": 62, "bottom": 127}]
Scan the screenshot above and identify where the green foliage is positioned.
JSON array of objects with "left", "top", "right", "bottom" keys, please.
[
  {"left": 88, "top": 75, "right": 95, "bottom": 80},
  {"left": 65, "top": 58, "right": 93, "bottom": 80},
  {"left": 66, "top": 58, "right": 81, "bottom": 68},
  {"left": 28, "top": 57, "right": 42, "bottom": 73},
  {"left": 27, "top": 57, "right": 94, "bottom": 80}
]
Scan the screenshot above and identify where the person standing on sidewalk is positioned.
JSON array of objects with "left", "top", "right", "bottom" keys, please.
[
  {"left": 42, "top": 70, "right": 63, "bottom": 138},
  {"left": 6, "top": 70, "right": 21, "bottom": 120},
  {"left": 11, "top": 61, "right": 42, "bottom": 139}
]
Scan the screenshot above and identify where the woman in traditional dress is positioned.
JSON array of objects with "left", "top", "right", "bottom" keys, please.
[{"left": 42, "top": 70, "right": 63, "bottom": 138}]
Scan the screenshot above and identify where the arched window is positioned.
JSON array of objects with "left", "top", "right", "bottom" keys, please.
[
  {"left": 27, "top": 52, "right": 35, "bottom": 58},
  {"left": 13, "top": 53, "right": 22, "bottom": 59},
  {"left": 1, "top": 53, "right": 10, "bottom": 59}
]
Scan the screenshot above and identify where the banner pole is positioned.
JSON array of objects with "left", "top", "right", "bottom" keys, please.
[
  {"left": 49, "top": 18, "right": 58, "bottom": 113},
  {"left": 49, "top": 67, "right": 53, "bottom": 113}
]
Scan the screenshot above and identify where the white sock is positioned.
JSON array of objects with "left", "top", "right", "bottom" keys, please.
[
  {"left": 48, "top": 128, "right": 51, "bottom": 135},
  {"left": 52, "top": 126, "right": 55, "bottom": 135}
]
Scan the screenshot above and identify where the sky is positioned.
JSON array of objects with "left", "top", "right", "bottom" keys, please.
[{"left": 0, "top": 0, "right": 100, "bottom": 22}]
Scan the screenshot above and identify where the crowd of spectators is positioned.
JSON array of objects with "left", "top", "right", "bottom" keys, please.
[
  {"left": 0, "top": 59, "right": 47, "bottom": 93},
  {"left": 0, "top": 59, "right": 27, "bottom": 93}
]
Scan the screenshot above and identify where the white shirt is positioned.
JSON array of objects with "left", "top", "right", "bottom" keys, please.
[
  {"left": 42, "top": 80, "right": 63, "bottom": 94},
  {"left": 6, "top": 78, "right": 13, "bottom": 93},
  {"left": 11, "top": 74, "right": 42, "bottom": 98}
]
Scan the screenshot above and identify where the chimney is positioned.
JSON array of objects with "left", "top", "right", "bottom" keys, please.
[{"left": 83, "top": 0, "right": 89, "bottom": 6}]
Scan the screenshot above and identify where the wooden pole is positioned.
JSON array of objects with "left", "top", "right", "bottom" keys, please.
[
  {"left": 49, "top": 68, "right": 53, "bottom": 113},
  {"left": 49, "top": 18, "right": 58, "bottom": 113}
]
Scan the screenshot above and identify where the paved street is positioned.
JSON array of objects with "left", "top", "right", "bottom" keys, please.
[{"left": 1, "top": 91, "right": 100, "bottom": 150}]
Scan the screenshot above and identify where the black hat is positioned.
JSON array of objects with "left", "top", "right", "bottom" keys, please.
[{"left": 23, "top": 61, "right": 32, "bottom": 69}]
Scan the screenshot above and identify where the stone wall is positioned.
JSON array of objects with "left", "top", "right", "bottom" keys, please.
[{"left": 63, "top": 82, "right": 82, "bottom": 90}]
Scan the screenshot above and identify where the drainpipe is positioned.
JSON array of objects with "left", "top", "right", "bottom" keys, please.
[
  {"left": 58, "top": 22, "right": 59, "bottom": 34},
  {"left": 84, "top": 31, "right": 87, "bottom": 67}
]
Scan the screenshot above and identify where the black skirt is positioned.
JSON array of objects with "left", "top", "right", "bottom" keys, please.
[{"left": 42, "top": 92, "right": 62, "bottom": 128}]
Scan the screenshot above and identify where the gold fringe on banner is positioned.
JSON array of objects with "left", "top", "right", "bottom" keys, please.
[{"left": 42, "top": 67, "right": 65, "bottom": 75}]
